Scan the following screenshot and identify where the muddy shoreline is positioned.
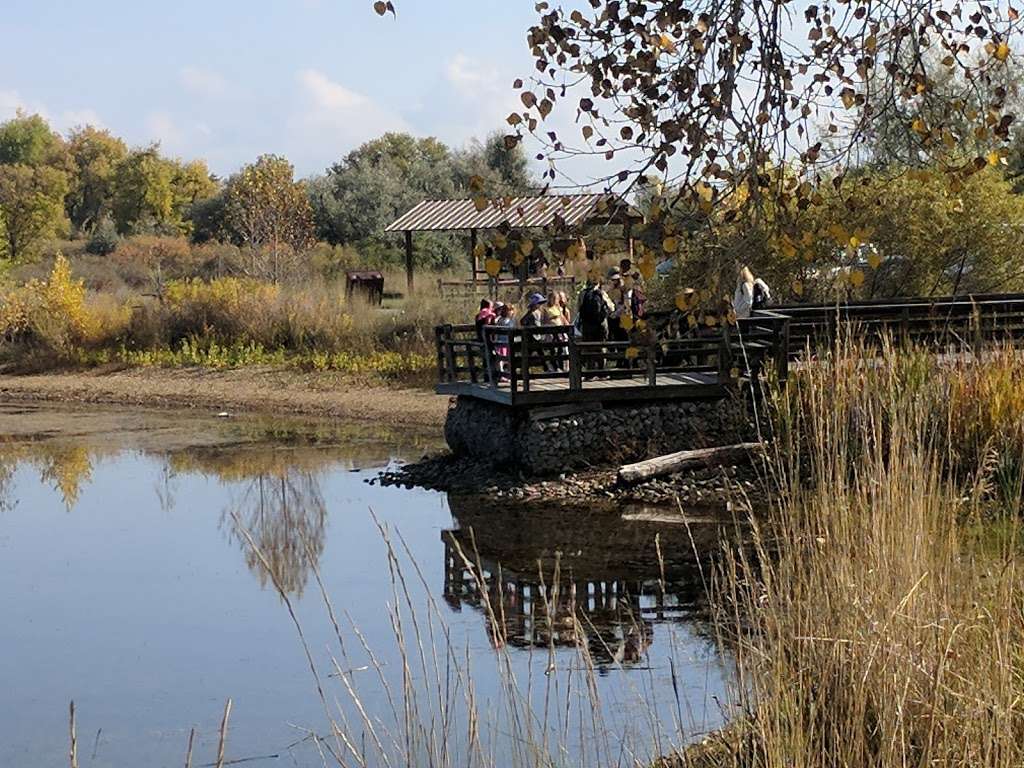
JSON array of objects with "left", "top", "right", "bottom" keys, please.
[
  {"left": 0, "top": 366, "right": 448, "bottom": 429},
  {"left": 0, "top": 366, "right": 769, "bottom": 507}
]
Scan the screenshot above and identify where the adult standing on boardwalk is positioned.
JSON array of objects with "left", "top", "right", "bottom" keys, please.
[
  {"left": 578, "top": 276, "right": 614, "bottom": 370},
  {"left": 733, "top": 266, "right": 772, "bottom": 319}
]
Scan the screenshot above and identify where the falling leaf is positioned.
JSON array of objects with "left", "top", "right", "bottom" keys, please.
[
  {"left": 793, "top": 279, "right": 804, "bottom": 296},
  {"left": 662, "top": 236, "right": 679, "bottom": 253},
  {"left": 373, "top": 1, "right": 387, "bottom": 14},
  {"left": 519, "top": 238, "right": 534, "bottom": 256},
  {"left": 472, "top": 196, "right": 488, "bottom": 212},
  {"left": 473, "top": 242, "right": 486, "bottom": 258},
  {"left": 867, "top": 250, "right": 882, "bottom": 269},
  {"left": 729, "top": 367, "right": 741, "bottom": 379},
  {"left": 625, "top": 346, "right": 640, "bottom": 360},
  {"left": 704, "top": 314, "right": 718, "bottom": 327},
  {"left": 638, "top": 259, "right": 656, "bottom": 280},
  {"left": 849, "top": 269, "right": 865, "bottom": 288},
  {"left": 911, "top": 118, "right": 927, "bottom": 134},
  {"left": 987, "top": 150, "right": 1001, "bottom": 166},
  {"left": 687, "top": 314, "right": 698, "bottom": 328},
  {"left": 484, "top": 258, "right": 502, "bottom": 277},
  {"left": 621, "top": 313, "right": 635, "bottom": 331},
  {"left": 996, "top": 42, "right": 1011, "bottom": 62}
]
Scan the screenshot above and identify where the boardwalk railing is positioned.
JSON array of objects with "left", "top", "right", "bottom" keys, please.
[
  {"left": 436, "top": 292, "right": 1024, "bottom": 406},
  {"left": 435, "top": 311, "right": 789, "bottom": 405},
  {"left": 774, "top": 292, "right": 1024, "bottom": 358}
]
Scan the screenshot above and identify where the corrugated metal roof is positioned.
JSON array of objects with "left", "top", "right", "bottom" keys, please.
[{"left": 385, "top": 194, "right": 638, "bottom": 232}]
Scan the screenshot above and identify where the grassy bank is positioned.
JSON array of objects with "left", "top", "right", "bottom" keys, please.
[{"left": 0, "top": 254, "right": 476, "bottom": 382}]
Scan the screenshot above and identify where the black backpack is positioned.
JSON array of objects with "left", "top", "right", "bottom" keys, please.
[
  {"left": 752, "top": 281, "right": 769, "bottom": 310},
  {"left": 579, "top": 287, "right": 608, "bottom": 325}
]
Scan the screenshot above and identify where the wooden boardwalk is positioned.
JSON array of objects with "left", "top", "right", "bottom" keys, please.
[
  {"left": 436, "top": 312, "right": 788, "bottom": 406},
  {"left": 438, "top": 370, "right": 724, "bottom": 405},
  {"left": 436, "top": 293, "right": 1024, "bottom": 408}
]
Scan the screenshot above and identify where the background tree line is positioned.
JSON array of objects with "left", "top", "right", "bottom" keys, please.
[{"left": 0, "top": 112, "right": 534, "bottom": 281}]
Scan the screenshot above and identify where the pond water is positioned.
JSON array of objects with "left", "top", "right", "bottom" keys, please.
[{"left": 0, "top": 403, "right": 735, "bottom": 768}]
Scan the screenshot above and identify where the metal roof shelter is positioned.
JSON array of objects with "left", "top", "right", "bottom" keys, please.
[{"left": 386, "top": 193, "right": 641, "bottom": 291}]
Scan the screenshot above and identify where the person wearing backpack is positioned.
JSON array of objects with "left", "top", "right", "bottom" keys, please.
[
  {"left": 733, "top": 266, "right": 771, "bottom": 319},
  {"left": 577, "top": 277, "right": 614, "bottom": 371}
]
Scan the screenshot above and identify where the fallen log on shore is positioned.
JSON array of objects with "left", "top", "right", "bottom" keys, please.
[{"left": 617, "top": 442, "right": 763, "bottom": 485}]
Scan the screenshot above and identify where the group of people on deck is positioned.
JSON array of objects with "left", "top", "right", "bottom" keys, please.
[{"left": 473, "top": 259, "right": 771, "bottom": 379}]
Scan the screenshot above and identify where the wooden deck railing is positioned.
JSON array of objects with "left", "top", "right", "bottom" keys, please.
[
  {"left": 774, "top": 292, "right": 1024, "bottom": 358},
  {"left": 435, "top": 310, "right": 789, "bottom": 404},
  {"left": 435, "top": 292, "right": 1024, "bottom": 405}
]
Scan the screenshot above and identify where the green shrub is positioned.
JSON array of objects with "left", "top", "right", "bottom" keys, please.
[{"left": 85, "top": 217, "right": 119, "bottom": 256}]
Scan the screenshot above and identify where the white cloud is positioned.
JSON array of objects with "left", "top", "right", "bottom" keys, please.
[
  {"left": 61, "top": 108, "right": 104, "bottom": 129},
  {"left": 0, "top": 89, "right": 104, "bottom": 132},
  {"left": 145, "top": 111, "right": 184, "bottom": 149},
  {"left": 285, "top": 69, "right": 408, "bottom": 172},
  {"left": 440, "top": 53, "right": 513, "bottom": 144},
  {"left": 179, "top": 66, "right": 227, "bottom": 98},
  {"left": 0, "top": 89, "right": 49, "bottom": 122}
]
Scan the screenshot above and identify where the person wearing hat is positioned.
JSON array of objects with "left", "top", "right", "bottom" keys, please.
[
  {"left": 520, "top": 292, "right": 554, "bottom": 371},
  {"left": 520, "top": 292, "right": 547, "bottom": 327}
]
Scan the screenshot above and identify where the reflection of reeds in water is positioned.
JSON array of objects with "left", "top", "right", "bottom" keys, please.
[{"left": 226, "top": 510, "right": 725, "bottom": 768}]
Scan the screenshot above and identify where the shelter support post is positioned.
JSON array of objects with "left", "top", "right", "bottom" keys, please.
[{"left": 404, "top": 230, "right": 414, "bottom": 293}]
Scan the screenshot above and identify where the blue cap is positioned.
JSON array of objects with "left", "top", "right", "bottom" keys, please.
[{"left": 528, "top": 293, "right": 547, "bottom": 306}]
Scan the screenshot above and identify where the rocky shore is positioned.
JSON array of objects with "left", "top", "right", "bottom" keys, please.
[{"left": 372, "top": 446, "right": 767, "bottom": 509}]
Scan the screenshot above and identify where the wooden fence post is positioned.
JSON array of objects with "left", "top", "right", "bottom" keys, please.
[
  {"left": 569, "top": 333, "right": 582, "bottom": 391},
  {"left": 718, "top": 323, "right": 734, "bottom": 381},
  {"left": 467, "top": 342, "right": 478, "bottom": 383},
  {"left": 442, "top": 324, "right": 456, "bottom": 383},
  {"left": 435, "top": 325, "right": 447, "bottom": 382},
  {"left": 775, "top": 317, "right": 790, "bottom": 382},
  {"left": 646, "top": 333, "right": 657, "bottom": 386},
  {"left": 482, "top": 327, "right": 495, "bottom": 386},
  {"left": 520, "top": 328, "right": 532, "bottom": 393},
  {"left": 509, "top": 329, "right": 519, "bottom": 399}
]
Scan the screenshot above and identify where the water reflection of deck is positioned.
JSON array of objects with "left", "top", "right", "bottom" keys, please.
[{"left": 442, "top": 496, "right": 741, "bottom": 669}]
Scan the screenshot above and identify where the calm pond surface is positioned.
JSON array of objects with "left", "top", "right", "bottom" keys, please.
[{"left": 0, "top": 403, "right": 735, "bottom": 767}]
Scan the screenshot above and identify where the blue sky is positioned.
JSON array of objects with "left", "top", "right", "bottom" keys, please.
[{"left": 0, "top": 1, "right": 566, "bottom": 178}]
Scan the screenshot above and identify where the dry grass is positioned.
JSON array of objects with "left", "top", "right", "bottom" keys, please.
[{"left": 688, "top": 341, "right": 1024, "bottom": 767}]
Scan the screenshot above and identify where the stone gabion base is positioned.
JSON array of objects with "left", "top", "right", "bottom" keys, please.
[{"left": 443, "top": 395, "right": 754, "bottom": 475}]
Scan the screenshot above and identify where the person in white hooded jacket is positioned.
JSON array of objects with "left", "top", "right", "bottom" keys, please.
[{"left": 733, "top": 266, "right": 772, "bottom": 318}]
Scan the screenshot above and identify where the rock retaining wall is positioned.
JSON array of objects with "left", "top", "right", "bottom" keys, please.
[{"left": 444, "top": 395, "right": 754, "bottom": 475}]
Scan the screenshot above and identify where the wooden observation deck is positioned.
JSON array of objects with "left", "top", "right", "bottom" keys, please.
[{"left": 436, "top": 293, "right": 1024, "bottom": 407}]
